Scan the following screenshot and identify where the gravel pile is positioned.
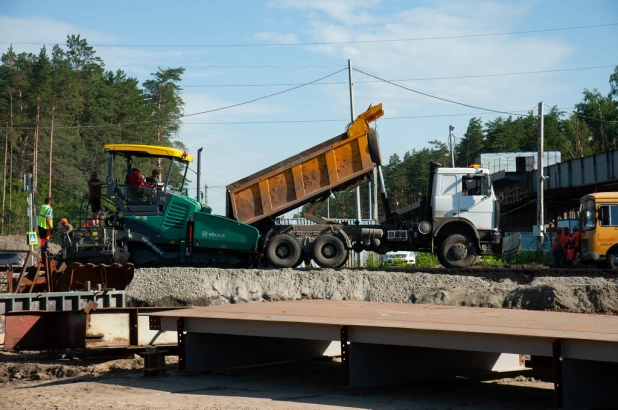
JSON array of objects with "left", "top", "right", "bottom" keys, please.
[{"left": 126, "top": 267, "right": 618, "bottom": 314}]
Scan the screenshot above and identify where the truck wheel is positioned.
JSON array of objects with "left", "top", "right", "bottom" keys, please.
[
  {"left": 367, "top": 128, "right": 382, "bottom": 166},
  {"left": 606, "top": 249, "right": 618, "bottom": 269},
  {"left": 438, "top": 234, "right": 477, "bottom": 268},
  {"left": 265, "top": 234, "right": 302, "bottom": 268},
  {"left": 311, "top": 234, "right": 349, "bottom": 268}
]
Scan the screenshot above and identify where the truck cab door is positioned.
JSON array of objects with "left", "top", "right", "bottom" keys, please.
[
  {"left": 458, "top": 174, "right": 495, "bottom": 230},
  {"left": 433, "top": 174, "right": 458, "bottom": 219}
]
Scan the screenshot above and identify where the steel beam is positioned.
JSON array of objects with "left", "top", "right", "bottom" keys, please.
[
  {"left": 553, "top": 339, "right": 563, "bottom": 409},
  {"left": 341, "top": 326, "right": 349, "bottom": 386}
]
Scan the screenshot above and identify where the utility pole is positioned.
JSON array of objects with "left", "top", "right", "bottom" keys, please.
[
  {"left": 196, "top": 148, "right": 203, "bottom": 202},
  {"left": 348, "top": 59, "right": 362, "bottom": 267},
  {"left": 204, "top": 184, "right": 208, "bottom": 205},
  {"left": 449, "top": 125, "right": 455, "bottom": 167},
  {"left": 24, "top": 174, "right": 35, "bottom": 264},
  {"left": 536, "top": 102, "right": 545, "bottom": 252}
]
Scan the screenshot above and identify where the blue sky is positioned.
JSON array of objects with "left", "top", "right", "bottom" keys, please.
[{"left": 1, "top": 0, "right": 617, "bottom": 215}]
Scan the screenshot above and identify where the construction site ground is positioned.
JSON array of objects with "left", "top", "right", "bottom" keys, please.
[
  {"left": 0, "top": 350, "right": 555, "bottom": 410},
  {"left": 2, "top": 235, "right": 618, "bottom": 408}
]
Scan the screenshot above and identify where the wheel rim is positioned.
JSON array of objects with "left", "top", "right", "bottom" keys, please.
[
  {"left": 276, "top": 244, "right": 291, "bottom": 259},
  {"left": 321, "top": 244, "right": 336, "bottom": 259},
  {"left": 448, "top": 243, "right": 468, "bottom": 261}
]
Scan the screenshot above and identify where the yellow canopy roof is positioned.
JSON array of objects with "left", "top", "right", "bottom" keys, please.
[{"left": 103, "top": 144, "right": 194, "bottom": 162}]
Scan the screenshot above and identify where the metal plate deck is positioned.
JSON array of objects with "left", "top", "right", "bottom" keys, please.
[{"left": 145, "top": 300, "right": 618, "bottom": 343}]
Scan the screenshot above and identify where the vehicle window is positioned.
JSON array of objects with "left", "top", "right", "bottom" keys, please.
[
  {"left": 580, "top": 199, "right": 596, "bottom": 231},
  {"left": 439, "top": 175, "right": 458, "bottom": 196},
  {"left": 462, "top": 175, "right": 487, "bottom": 196},
  {"left": 599, "top": 204, "right": 618, "bottom": 226}
]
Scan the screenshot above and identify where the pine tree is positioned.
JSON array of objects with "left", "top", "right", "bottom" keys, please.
[
  {"left": 143, "top": 67, "right": 186, "bottom": 167},
  {"left": 455, "top": 117, "right": 484, "bottom": 166}
]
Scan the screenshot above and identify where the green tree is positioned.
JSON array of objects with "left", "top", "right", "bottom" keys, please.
[
  {"left": 455, "top": 117, "right": 484, "bottom": 167},
  {"left": 143, "top": 67, "right": 185, "bottom": 149}
]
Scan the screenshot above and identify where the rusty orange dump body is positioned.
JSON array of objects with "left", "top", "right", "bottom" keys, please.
[{"left": 226, "top": 104, "right": 384, "bottom": 225}]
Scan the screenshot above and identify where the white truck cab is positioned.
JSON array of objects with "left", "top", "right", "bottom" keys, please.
[
  {"left": 422, "top": 163, "right": 501, "bottom": 268},
  {"left": 433, "top": 167, "right": 497, "bottom": 231}
]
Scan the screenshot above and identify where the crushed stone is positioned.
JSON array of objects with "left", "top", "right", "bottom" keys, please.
[{"left": 126, "top": 267, "right": 618, "bottom": 314}]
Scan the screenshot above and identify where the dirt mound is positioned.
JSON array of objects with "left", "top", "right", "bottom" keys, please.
[
  {"left": 0, "top": 354, "right": 151, "bottom": 385},
  {"left": 126, "top": 267, "right": 618, "bottom": 315}
]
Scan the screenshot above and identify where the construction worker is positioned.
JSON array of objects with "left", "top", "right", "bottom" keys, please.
[
  {"left": 58, "top": 218, "right": 74, "bottom": 248},
  {"left": 567, "top": 226, "right": 580, "bottom": 267},
  {"left": 552, "top": 227, "right": 564, "bottom": 268},
  {"left": 37, "top": 197, "right": 53, "bottom": 253},
  {"left": 88, "top": 171, "right": 103, "bottom": 218},
  {"left": 560, "top": 227, "right": 570, "bottom": 268},
  {"left": 58, "top": 218, "right": 73, "bottom": 234}
]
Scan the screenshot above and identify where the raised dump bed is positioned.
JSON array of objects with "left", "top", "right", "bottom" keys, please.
[{"left": 226, "top": 104, "right": 383, "bottom": 225}]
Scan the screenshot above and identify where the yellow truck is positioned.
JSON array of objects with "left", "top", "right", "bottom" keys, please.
[{"left": 579, "top": 192, "right": 618, "bottom": 268}]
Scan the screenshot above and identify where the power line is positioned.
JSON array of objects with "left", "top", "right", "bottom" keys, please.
[
  {"left": 182, "top": 68, "right": 346, "bottom": 118},
  {"left": 5, "top": 107, "right": 578, "bottom": 130},
  {"left": 108, "top": 64, "right": 346, "bottom": 73},
  {"left": 182, "top": 110, "right": 540, "bottom": 125},
  {"left": 2, "top": 68, "right": 347, "bottom": 130},
  {"left": 353, "top": 67, "right": 526, "bottom": 117},
  {"left": 180, "top": 65, "right": 617, "bottom": 88},
  {"left": 4, "top": 23, "right": 616, "bottom": 47}
]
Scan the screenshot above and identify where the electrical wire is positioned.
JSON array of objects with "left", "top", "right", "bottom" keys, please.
[
  {"left": 108, "top": 64, "right": 347, "bottom": 74},
  {"left": 4, "top": 106, "right": 582, "bottom": 130},
  {"left": 2, "top": 68, "right": 347, "bottom": 130},
  {"left": 500, "top": 200, "right": 537, "bottom": 215},
  {"left": 353, "top": 67, "right": 527, "bottom": 117},
  {"left": 4, "top": 23, "right": 616, "bottom": 47},
  {"left": 182, "top": 68, "right": 346, "bottom": 118},
  {"left": 181, "top": 65, "right": 617, "bottom": 88}
]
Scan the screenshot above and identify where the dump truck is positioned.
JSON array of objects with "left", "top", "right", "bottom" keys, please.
[{"left": 53, "top": 103, "right": 502, "bottom": 289}]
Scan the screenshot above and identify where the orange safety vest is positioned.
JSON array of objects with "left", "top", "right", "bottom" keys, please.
[
  {"left": 560, "top": 232, "right": 569, "bottom": 249},
  {"left": 570, "top": 231, "right": 580, "bottom": 249},
  {"left": 553, "top": 232, "right": 561, "bottom": 251}
]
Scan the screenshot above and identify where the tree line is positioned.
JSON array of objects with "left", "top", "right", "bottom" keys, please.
[
  {"left": 304, "top": 66, "right": 618, "bottom": 219},
  {"left": 0, "top": 35, "right": 185, "bottom": 234}
]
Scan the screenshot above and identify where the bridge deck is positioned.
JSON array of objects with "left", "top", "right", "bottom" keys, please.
[
  {"left": 148, "top": 300, "right": 618, "bottom": 344},
  {"left": 146, "top": 301, "right": 618, "bottom": 409}
]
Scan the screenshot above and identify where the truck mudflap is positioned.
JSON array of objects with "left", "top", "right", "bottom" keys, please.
[{"left": 498, "top": 232, "right": 522, "bottom": 259}]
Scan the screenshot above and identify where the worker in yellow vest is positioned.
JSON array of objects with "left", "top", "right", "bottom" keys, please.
[{"left": 37, "top": 196, "right": 53, "bottom": 253}]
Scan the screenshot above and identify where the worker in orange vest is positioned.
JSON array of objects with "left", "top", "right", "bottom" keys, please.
[
  {"left": 567, "top": 226, "right": 580, "bottom": 267},
  {"left": 560, "top": 227, "right": 570, "bottom": 268},
  {"left": 552, "top": 228, "right": 564, "bottom": 268}
]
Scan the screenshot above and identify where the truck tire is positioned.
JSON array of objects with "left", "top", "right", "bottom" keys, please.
[
  {"left": 311, "top": 234, "right": 349, "bottom": 268},
  {"left": 367, "top": 128, "right": 382, "bottom": 166},
  {"left": 437, "top": 234, "right": 477, "bottom": 269},
  {"left": 265, "top": 234, "right": 302, "bottom": 268},
  {"left": 606, "top": 248, "right": 618, "bottom": 269}
]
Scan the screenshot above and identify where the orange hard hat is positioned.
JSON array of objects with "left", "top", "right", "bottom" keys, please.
[{"left": 60, "top": 218, "right": 68, "bottom": 224}]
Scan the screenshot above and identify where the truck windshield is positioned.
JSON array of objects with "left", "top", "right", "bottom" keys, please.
[{"left": 580, "top": 199, "right": 596, "bottom": 231}]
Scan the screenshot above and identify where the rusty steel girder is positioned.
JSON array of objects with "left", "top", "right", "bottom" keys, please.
[{"left": 55, "top": 262, "right": 135, "bottom": 291}]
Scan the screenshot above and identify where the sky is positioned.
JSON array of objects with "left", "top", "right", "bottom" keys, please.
[{"left": 1, "top": 0, "right": 617, "bottom": 215}]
